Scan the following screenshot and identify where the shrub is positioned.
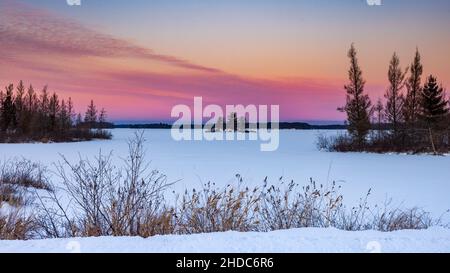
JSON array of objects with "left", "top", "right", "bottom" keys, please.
[{"left": 37, "top": 131, "right": 174, "bottom": 238}]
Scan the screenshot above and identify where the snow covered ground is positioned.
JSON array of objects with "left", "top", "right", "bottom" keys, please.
[
  {"left": 1, "top": 227, "right": 450, "bottom": 253},
  {"left": 1, "top": 129, "right": 449, "bottom": 216},
  {"left": 1, "top": 129, "right": 450, "bottom": 253}
]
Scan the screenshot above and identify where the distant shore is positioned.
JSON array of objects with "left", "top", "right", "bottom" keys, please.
[{"left": 111, "top": 122, "right": 347, "bottom": 130}]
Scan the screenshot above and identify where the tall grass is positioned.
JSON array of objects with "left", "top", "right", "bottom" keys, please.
[{"left": 0, "top": 159, "right": 51, "bottom": 239}]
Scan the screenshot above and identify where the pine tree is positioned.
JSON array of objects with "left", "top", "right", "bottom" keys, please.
[
  {"left": 76, "top": 113, "right": 83, "bottom": 128},
  {"left": 15, "top": 81, "right": 26, "bottom": 132},
  {"left": 84, "top": 100, "right": 97, "bottom": 128},
  {"left": 40, "top": 86, "right": 49, "bottom": 114},
  {"left": 59, "top": 99, "right": 70, "bottom": 131},
  {"left": 1, "top": 84, "right": 16, "bottom": 132},
  {"left": 26, "top": 85, "right": 36, "bottom": 112},
  {"left": 98, "top": 108, "right": 107, "bottom": 128},
  {"left": 48, "top": 93, "right": 60, "bottom": 132},
  {"left": 384, "top": 52, "right": 407, "bottom": 132},
  {"left": 343, "top": 44, "right": 372, "bottom": 144},
  {"left": 67, "top": 97, "right": 75, "bottom": 127},
  {"left": 0, "top": 89, "right": 4, "bottom": 127},
  {"left": 15, "top": 81, "right": 25, "bottom": 114},
  {"left": 23, "top": 84, "right": 38, "bottom": 134},
  {"left": 419, "top": 75, "right": 449, "bottom": 128},
  {"left": 39, "top": 86, "right": 50, "bottom": 132},
  {"left": 403, "top": 48, "right": 423, "bottom": 124}
]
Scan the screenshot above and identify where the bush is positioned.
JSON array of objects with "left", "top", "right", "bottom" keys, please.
[{"left": 36, "top": 131, "right": 174, "bottom": 238}]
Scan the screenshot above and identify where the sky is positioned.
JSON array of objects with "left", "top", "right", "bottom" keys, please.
[{"left": 1, "top": 0, "right": 449, "bottom": 123}]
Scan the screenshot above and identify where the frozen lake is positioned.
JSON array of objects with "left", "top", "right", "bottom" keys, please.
[{"left": 1, "top": 129, "right": 449, "bottom": 217}]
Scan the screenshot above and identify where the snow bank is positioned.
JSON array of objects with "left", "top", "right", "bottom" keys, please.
[{"left": 1, "top": 227, "right": 449, "bottom": 253}]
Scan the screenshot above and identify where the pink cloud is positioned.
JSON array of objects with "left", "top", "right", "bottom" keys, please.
[{"left": 0, "top": 1, "right": 220, "bottom": 73}]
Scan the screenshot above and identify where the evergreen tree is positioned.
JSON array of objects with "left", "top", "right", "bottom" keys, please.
[
  {"left": 67, "top": 97, "right": 75, "bottom": 127},
  {"left": 76, "top": 113, "right": 83, "bottom": 128},
  {"left": 26, "top": 85, "right": 36, "bottom": 112},
  {"left": 98, "top": 108, "right": 107, "bottom": 128},
  {"left": 403, "top": 48, "right": 423, "bottom": 124},
  {"left": 1, "top": 84, "right": 16, "bottom": 132},
  {"left": 24, "top": 85, "right": 38, "bottom": 134},
  {"left": 15, "top": 81, "right": 26, "bottom": 132},
  {"left": 384, "top": 52, "right": 407, "bottom": 132},
  {"left": 419, "top": 75, "right": 449, "bottom": 128},
  {"left": 48, "top": 93, "right": 60, "bottom": 132},
  {"left": 84, "top": 100, "right": 98, "bottom": 128},
  {"left": 0, "top": 90, "right": 4, "bottom": 126},
  {"left": 343, "top": 44, "right": 372, "bottom": 144},
  {"left": 59, "top": 99, "right": 70, "bottom": 131},
  {"left": 15, "top": 81, "right": 25, "bottom": 115},
  {"left": 39, "top": 86, "right": 50, "bottom": 132}
]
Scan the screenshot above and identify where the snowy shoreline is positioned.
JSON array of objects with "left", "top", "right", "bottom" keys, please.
[{"left": 1, "top": 227, "right": 450, "bottom": 253}]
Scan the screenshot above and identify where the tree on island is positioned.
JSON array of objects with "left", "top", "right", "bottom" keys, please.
[
  {"left": 84, "top": 100, "right": 98, "bottom": 129},
  {"left": 98, "top": 108, "right": 108, "bottom": 129}
]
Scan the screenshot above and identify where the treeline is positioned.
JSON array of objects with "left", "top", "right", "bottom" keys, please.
[
  {"left": 0, "top": 81, "right": 112, "bottom": 142},
  {"left": 115, "top": 122, "right": 346, "bottom": 130},
  {"left": 329, "top": 45, "right": 450, "bottom": 154}
]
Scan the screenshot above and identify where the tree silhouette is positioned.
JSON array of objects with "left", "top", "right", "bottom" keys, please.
[
  {"left": 384, "top": 52, "right": 407, "bottom": 133},
  {"left": 404, "top": 48, "right": 423, "bottom": 124},
  {"left": 343, "top": 44, "right": 372, "bottom": 145},
  {"left": 419, "top": 75, "right": 448, "bottom": 127}
]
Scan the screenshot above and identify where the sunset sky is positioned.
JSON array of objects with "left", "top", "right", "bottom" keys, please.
[{"left": 1, "top": 0, "right": 449, "bottom": 123}]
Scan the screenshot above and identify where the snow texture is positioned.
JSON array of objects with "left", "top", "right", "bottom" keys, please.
[{"left": 0, "top": 227, "right": 449, "bottom": 253}]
